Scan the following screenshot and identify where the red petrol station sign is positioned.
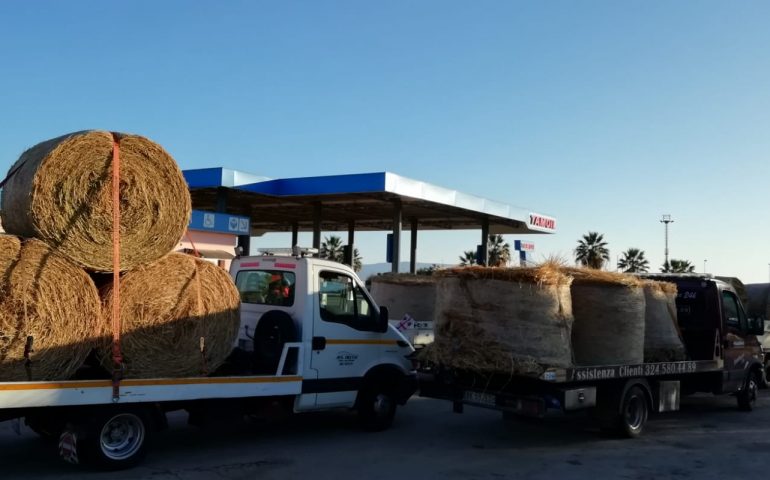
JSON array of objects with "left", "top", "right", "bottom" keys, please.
[{"left": 528, "top": 213, "right": 556, "bottom": 232}]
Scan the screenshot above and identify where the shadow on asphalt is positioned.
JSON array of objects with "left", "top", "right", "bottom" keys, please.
[{"left": 3, "top": 392, "right": 770, "bottom": 476}]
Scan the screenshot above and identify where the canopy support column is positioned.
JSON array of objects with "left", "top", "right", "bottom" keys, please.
[
  {"left": 480, "top": 217, "right": 489, "bottom": 266},
  {"left": 291, "top": 222, "right": 299, "bottom": 248},
  {"left": 391, "top": 200, "right": 402, "bottom": 273},
  {"left": 347, "top": 220, "right": 355, "bottom": 268},
  {"left": 312, "top": 203, "right": 322, "bottom": 250},
  {"left": 410, "top": 218, "right": 418, "bottom": 274}
]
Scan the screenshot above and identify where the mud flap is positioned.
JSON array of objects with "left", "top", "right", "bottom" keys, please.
[{"left": 58, "top": 430, "right": 79, "bottom": 465}]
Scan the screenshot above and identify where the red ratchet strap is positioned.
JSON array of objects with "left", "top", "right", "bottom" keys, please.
[
  {"left": 185, "top": 230, "right": 201, "bottom": 257},
  {"left": 111, "top": 133, "right": 124, "bottom": 401}
]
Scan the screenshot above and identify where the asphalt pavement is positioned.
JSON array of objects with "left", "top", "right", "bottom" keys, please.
[{"left": 2, "top": 392, "right": 769, "bottom": 480}]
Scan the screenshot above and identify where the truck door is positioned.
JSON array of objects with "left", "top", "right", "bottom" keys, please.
[
  {"left": 308, "top": 268, "right": 385, "bottom": 408},
  {"left": 721, "top": 290, "right": 754, "bottom": 391}
]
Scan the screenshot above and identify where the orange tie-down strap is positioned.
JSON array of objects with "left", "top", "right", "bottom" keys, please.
[{"left": 111, "top": 133, "right": 124, "bottom": 400}]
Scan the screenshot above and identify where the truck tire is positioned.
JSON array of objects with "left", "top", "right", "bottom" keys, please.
[
  {"left": 357, "top": 383, "right": 397, "bottom": 432},
  {"left": 737, "top": 370, "right": 759, "bottom": 411},
  {"left": 75, "top": 408, "right": 151, "bottom": 470},
  {"left": 598, "top": 385, "right": 649, "bottom": 438},
  {"left": 253, "top": 311, "right": 297, "bottom": 374}
]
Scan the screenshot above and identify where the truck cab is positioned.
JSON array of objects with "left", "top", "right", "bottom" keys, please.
[
  {"left": 655, "top": 275, "right": 764, "bottom": 399},
  {"left": 229, "top": 247, "right": 417, "bottom": 428}
]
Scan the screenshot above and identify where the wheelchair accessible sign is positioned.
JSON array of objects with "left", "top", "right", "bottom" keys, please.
[{"left": 189, "top": 209, "right": 250, "bottom": 235}]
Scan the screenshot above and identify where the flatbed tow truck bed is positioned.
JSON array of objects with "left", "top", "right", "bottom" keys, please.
[{"left": 419, "top": 359, "right": 731, "bottom": 436}]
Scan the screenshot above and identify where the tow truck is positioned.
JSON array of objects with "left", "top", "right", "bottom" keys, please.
[{"left": 0, "top": 247, "right": 416, "bottom": 469}]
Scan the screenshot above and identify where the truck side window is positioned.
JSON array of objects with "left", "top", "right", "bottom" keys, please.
[
  {"left": 319, "top": 271, "right": 377, "bottom": 331},
  {"left": 721, "top": 291, "right": 746, "bottom": 331},
  {"left": 235, "top": 270, "right": 295, "bottom": 306}
]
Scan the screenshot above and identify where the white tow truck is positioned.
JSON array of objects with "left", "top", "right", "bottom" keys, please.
[{"left": 0, "top": 247, "right": 416, "bottom": 470}]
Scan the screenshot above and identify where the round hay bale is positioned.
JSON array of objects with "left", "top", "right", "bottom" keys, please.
[
  {"left": 370, "top": 274, "right": 436, "bottom": 325},
  {"left": 100, "top": 253, "right": 240, "bottom": 378},
  {"left": 432, "top": 264, "right": 574, "bottom": 374},
  {"left": 643, "top": 281, "right": 686, "bottom": 362},
  {"left": 0, "top": 130, "right": 191, "bottom": 272},
  {"left": 569, "top": 268, "right": 645, "bottom": 366},
  {"left": 0, "top": 236, "right": 102, "bottom": 381}
]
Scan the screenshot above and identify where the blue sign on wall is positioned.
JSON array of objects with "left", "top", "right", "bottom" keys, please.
[{"left": 189, "top": 210, "right": 250, "bottom": 235}]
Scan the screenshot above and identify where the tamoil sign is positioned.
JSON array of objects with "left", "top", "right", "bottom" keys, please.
[{"left": 528, "top": 213, "right": 556, "bottom": 232}]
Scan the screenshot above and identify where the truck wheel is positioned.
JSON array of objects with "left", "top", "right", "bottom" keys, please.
[
  {"left": 619, "top": 386, "right": 649, "bottom": 438},
  {"left": 737, "top": 371, "right": 759, "bottom": 411},
  {"left": 77, "top": 410, "right": 151, "bottom": 470},
  {"left": 357, "top": 384, "right": 397, "bottom": 432},
  {"left": 253, "top": 311, "right": 297, "bottom": 374},
  {"left": 599, "top": 385, "right": 648, "bottom": 438}
]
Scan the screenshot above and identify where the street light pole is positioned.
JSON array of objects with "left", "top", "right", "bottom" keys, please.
[
  {"left": 703, "top": 259, "right": 707, "bottom": 274},
  {"left": 660, "top": 214, "right": 674, "bottom": 267}
]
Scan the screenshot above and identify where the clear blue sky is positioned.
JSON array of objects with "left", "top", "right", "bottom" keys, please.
[{"left": 1, "top": 1, "right": 769, "bottom": 281}]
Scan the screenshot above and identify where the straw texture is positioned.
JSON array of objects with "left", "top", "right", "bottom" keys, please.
[
  {"left": 371, "top": 274, "right": 437, "bottom": 325},
  {"left": 643, "top": 280, "right": 686, "bottom": 362},
  {"left": 430, "top": 264, "right": 574, "bottom": 374},
  {"left": 0, "top": 130, "right": 191, "bottom": 272},
  {"left": 0, "top": 236, "right": 102, "bottom": 381},
  {"left": 570, "top": 268, "right": 645, "bottom": 365},
  {"left": 99, "top": 253, "right": 240, "bottom": 378}
]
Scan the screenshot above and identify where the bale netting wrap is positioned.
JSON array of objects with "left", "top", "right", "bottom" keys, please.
[
  {"left": 100, "top": 253, "right": 240, "bottom": 378},
  {"left": 0, "top": 130, "right": 192, "bottom": 272},
  {"left": 643, "top": 281, "right": 686, "bottom": 362},
  {"left": 370, "top": 274, "right": 437, "bottom": 325},
  {"left": 568, "top": 269, "right": 645, "bottom": 366},
  {"left": 431, "top": 265, "right": 574, "bottom": 374},
  {"left": 0, "top": 236, "right": 102, "bottom": 381}
]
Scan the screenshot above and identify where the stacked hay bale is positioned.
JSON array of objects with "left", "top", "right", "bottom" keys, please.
[
  {"left": 568, "top": 268, "right": 646, "bottom": 366},
  {"left": 430, "top": 264, "right": 574, "bottom": 374},
  {"left": 642, "top": 280, "right": 686, "bottom": 362},
  {"left": 1, "top": 130, "right": 191, "bottom": 271},
  {"left": 370, "top": 273, "right": 437, "bottom": 325},
  {"left": 100, "top": 253, "right": 240, "bottom": 378},
  {"left": 0, "top": 236, "right": 102, "bottom": 381},
  {"left": 0, "top": 130, "right": 240, "bottom": 381}
]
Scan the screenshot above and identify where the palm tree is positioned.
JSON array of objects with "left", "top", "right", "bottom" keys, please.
[
  {"left": 575, "top": 232, "right": 610, "bottom": 269},
  {"left": 321, "top": 235, "right": 363, "bottom": 271},
  {"left": 352, "top": 247, "right": 363, "bottom": 272},
  {"left": 488, "top": 234, "right": 511, "bottom": 267},
  {"left": 617, "top": 248, "right": 649, "bottom": 273},
  {"left": 459, "top": 250, "right": 476, "bottom": 266},
  {"left": 661, "top": 259, "right": 695, "bottom": 273},
  {"left": 320, "top": 235, "right": 344, "bottom": 262}
]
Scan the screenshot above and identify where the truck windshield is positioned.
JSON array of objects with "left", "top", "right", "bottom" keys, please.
[{"left": 235, "top": 270, "right": 296, "bottom": 306}]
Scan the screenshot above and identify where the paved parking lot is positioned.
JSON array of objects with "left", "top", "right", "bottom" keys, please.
[{"left": 2, "top": 392, "right": 770, "bottom": 480}]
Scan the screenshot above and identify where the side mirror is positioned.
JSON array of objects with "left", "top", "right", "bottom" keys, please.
[
  {"left": 747, "top": 317, "right": 765, "bottom": 336},
  {"left": 378, "top": 306, "right": 390, "bottom": 333}
]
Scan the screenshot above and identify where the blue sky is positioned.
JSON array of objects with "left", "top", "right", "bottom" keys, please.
[{"left": 1, "top": 1, "right": 769, "bottom": 281}]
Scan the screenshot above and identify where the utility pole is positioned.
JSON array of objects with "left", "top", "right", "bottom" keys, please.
[{"left": 660, "top": 214, "right": 673, "bottom": 267}]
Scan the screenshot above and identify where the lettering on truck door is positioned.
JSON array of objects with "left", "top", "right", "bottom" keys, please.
[{"left": 306, "top": 268, "right": 384, "bottom": 407}]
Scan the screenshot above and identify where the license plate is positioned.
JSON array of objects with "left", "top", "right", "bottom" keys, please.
[{"left": 463, "top": 390, "right": 496, "bottom": 407}]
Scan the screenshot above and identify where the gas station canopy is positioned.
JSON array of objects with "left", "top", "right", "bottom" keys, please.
[{"left": 184, "top": 168, "right": 556, "bottom": 236}]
